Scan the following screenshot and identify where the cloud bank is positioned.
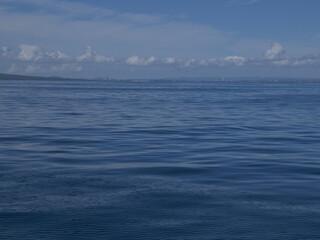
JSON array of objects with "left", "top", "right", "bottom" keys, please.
[
  {"left": 1, "top": 42, "right": 320, "bottom": 77},
  {"left": 264, "top": 42, "right": 286, "bottom": 60}
]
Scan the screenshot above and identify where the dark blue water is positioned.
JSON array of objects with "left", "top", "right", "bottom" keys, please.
[{"left": 1, "top": 79, "right": 320, "bottom": 239}]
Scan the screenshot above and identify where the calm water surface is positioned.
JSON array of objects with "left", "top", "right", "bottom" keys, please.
[{"left": 0, "top": 79, "right": 320, "bottom": 239}]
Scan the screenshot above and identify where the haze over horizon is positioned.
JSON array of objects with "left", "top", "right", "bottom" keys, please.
[{"left": 0, "top": 0, "right": 320, "bottom": 79}]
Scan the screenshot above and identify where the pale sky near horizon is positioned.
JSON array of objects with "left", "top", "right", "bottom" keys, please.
[{"left": 0, "top": 0, "right": 320, "bottom": 79}]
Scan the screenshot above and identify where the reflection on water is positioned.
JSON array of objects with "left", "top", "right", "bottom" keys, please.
[{"left": 1, "top": 79, "right": 320, "bottom": 239}]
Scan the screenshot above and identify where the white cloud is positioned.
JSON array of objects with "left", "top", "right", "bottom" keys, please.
[
  {"left": 1, "top": 46, "right": 12, "bottom": 57},
  {"left": 162, "top": 57, "right": 176, "bottom": 65},
  {"left": 126, "top": 56, "right": 157, "bottom": 66},
  {"left": 222, "top": 56, "right": 246, "bottom": 66},
  {"left": 292, "top": 56, "right": 320, "bottom": 66},
  {"left": 76, "top": 46, "right": 114, "bottom": 63},
  {"left": 208, "top": 58, "right": 218, "bottom": 64},
  {"left": 183, "top": 59, "right": 196, "bottom": 68},
  {"left": 46, "top": 50, "right": 69, "bottom": 61},
  {"left": 264, "top": 42, "right": 286, "bottom": 60},
  {"left": 17, "top": 44, "right": 43, "bottom": 61},
  {"left": 271, "top": 59, "right": 290, "bottom": 66},
  {"left": 126, "top": 56, "right": 144, "bottom": 66},
  {"left": 199, "top": 59, "right": 209, "bottom": 66},
  {"left": 16, "top": 44, "right": 72, "bottom": 62},
  {"left": 145, "top": 56, "right": 156, "bottom": 65}
]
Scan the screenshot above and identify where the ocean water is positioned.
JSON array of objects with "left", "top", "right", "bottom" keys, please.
[{"left": 0, "top": 79, "right": 320, "bottom": 239}]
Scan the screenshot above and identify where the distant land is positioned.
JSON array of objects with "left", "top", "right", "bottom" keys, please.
[
  {"left": 1, "top": 72, "right": 320, "bottom": 82},
  {"left": 0, "top": 72, "right": 86, "bottom": 81}
]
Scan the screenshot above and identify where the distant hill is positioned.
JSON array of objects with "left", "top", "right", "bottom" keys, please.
[
  {"left": 1, "top": 72, "right": 319, "bottom": 82},
  {"left": 0, "top": 73, "right": 82, "bottom": 81}
]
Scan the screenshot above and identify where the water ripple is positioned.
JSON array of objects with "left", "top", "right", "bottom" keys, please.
[{"left": 1, "top": 80, "right": 320, "bottom": 239}]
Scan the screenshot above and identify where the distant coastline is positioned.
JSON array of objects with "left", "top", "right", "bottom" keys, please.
[
  {"left": 1, "top": 72, "right": 320, "bottom": 82},
  {"left": 0, "top": 73, "right": 85, "bottom": 81}
]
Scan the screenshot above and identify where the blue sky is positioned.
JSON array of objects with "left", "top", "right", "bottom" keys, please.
[{"left": 0, "top": 0, "right": 319, "bottom": 79}]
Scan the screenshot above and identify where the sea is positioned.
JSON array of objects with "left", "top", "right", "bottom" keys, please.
[{"left": 0, "top": 79, "right": 320, "bottom": 239}]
